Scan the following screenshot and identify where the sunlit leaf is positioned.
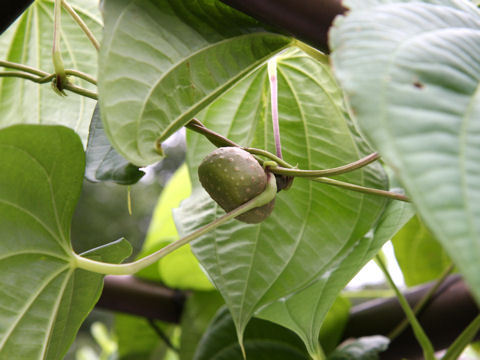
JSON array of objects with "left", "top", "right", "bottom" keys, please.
[{"left": 392, "top": 215, "right": 451, "bottom": 287}]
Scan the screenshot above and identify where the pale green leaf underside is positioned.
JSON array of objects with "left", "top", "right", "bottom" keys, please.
[
  {"left": 0, "top": 0, "right": 101, "bottom": 145},
  {"left": 330, "top": 0, "right": 480, "bottom": 301},
  {"left": 175, "top": 48, "right": 388, "bottom": 341},
  {"left": 98, "top": 0, "right": 292, "bottom": 166},
  {"left": 0, "top": 125, "right": 130, "bottom": 360}
]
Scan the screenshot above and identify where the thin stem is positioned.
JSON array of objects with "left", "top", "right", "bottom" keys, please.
[
  {"left": 388, "top": 263, "right": 455, "bottom": 340},
  {"left": 63, "top": 82, "right": 98, "bottom": 99},
  {"left": 244, "top": 147, "right": 292, "bottom": 168},
  {"left": 313, "top": 177, "right": 411, "bottom": 202},
  {"left": 73, "top": 174, "right": 277, "bottom": 275},
  {"left": 65, "top": 69, "right": 97, "bottom": 85},
  {"left": 0, "top": 60, "right": 49, "bottom": 77},
  {"left": 268, "top": 56, "right": 283, "bottom": 159},
  {"left": 0, "top": 71, "right": 46, "bottom": 83},
  {"left": 62, "top": 0, "right": 100, "bottom": 51},
  {"left": 0, "top": 70, "right": 98, "bottom": 99},
  {"left": 442, "top": 314, "right": 480, "bottom": 360},
  {"left": 53, "top": 0, "right": 67, "bottom": 89},
  {"left": 0, "top": 61, "right": 97, "bottom": 85},
  {"left": 375, "top": 255, "right": 437, "bottom": 360},
  {"left": 270, "top": 153, "right": 380, "bottom": 177}
]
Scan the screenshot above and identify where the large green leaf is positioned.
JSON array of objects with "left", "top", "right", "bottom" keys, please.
[
  {"left": 0, "top": 125, "right": 131, "bottom": 359},
  {"left": 392, "top": 215, "right": 451, "bottom": 286},
  {"left": 0, "top": 0, "right": 101, "bottom": 144},
  {"left": 175, "top": 48, "right": 388, "bottom": 344},
  {"left": 330, "top": 0, "right": 480, "bottom": 300},
  {"left": 98, "top": 0, "right": 292, "bottom": 166},
  {"left": 256, "top": 199, "right": 414, "bottom": 357},
  {"left": 193, "top": 307, "right": 309, "bottom": 360}
]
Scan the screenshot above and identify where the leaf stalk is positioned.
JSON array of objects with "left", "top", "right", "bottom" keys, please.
[{"left": 73, "top": 174, "right": 277, "bottom": 275}]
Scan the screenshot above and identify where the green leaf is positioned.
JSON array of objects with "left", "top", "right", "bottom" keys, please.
[
  {"left": 318, "top": 297, "right": 351, "bottom": 355},
  {"left": 85, "top": 104, "right": 145, "bottom": 185},
  {"left": 0, "top": 0, "right": 101, "bottom": 144},
  {"left": 256, "top": 198, "right": 414, "bottom": 357},
  {"left": 330, "top": 0, "right": 480, "bottom": 301},
  {"left": 328, "top": 336, "right": 390, "bottom": 360},
  {"left": 137, "top": 164, "right": 213, "bottom": 289},
  {"left": 392, "top": 215, "right": 451, "bottom": 287},
  {"left": 98, "top": 0, "right": 292, "bottom": 166},
  {"left": 193, "top": 307, "right": 309, "bottom": 360},
  {"left": 179, "top": 291, "right": 224, "bottom": 360},
  {"left": 175, "top": 48, "right": 388, "bottom": 345},
  {"left": 115, "top": 313, "right": 174, "bottom": 360},
  {"left": 0, "top": 124, "right": 131, "bottom": 360}
]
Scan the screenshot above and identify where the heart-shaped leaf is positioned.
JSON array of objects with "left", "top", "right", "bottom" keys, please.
[
  {"left": 0, "top": 124, "right": 131, "bottom": 359},
  {"left": 175, "top": 48, "right": 388, "bottom": 344},
  {"left": 330, "top": 0, "right": 480, "bottom": 300},
  {"left": 98, "top": 0, "right": 292, "bottom": 166},
  {"left": 0, "top": 0, "right": 101, "bottom": 144},
  {"left": 256, "top": 199, "right": 414, "bottom": 357}
]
